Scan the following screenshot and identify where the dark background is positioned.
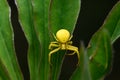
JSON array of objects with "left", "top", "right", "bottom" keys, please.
[{"left": 7, "top": 0, "right": 120, "bottom": 80}]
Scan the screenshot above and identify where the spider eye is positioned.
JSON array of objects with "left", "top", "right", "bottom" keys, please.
[{"left": 56, "top": 29, "right": 70, "bottom": 43}]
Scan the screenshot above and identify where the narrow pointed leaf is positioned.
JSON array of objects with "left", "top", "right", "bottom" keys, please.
[
  {"left": 31, "top": 0, "right": 50, "bottom": 79},
  {"left": 70, "top": 43, "right": 91, "bottom": 80},
  {"left": 49, "top": 0, "right": 81, "bottom": 79},
  {"left": 101, "top": 1, "right": 120, "bottom": 43},
  {"left": 87, "top": 29, "right": 112, "bottom": 80},
  {"left": 15, "top": 0, "right": 41, "bottom": 80},
  {"left": 49, "top": 0, "right": 80, "bottom": 33},
  {"left": 0, "top": 0, "right": 23, "bottom": 80}
]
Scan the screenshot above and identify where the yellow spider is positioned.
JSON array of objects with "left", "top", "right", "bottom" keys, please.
[{"left": 48, "top": 29, "right": 80, "bottom": 65}]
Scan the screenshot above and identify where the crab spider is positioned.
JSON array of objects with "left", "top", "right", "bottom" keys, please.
[{"left": 48, "top": 29, "right": 80, "bottom": 65}]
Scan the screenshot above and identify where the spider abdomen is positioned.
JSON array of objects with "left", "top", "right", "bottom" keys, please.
[{"left": 56, "top": 29, "right": 70, "bottom": 43}]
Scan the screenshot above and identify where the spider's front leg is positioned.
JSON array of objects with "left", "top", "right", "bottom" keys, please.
[
  {"left": 66, "top": 45, "right": 80, "bottom": 65},
  {"left": 67, "top": 41, "right": 72, "bottom": 45},
  {"left": 49, "top": 41, "right": 59, "bottom": 49},
  {"left": 49, "top": 47, "right": 60, "bottom": 65}
]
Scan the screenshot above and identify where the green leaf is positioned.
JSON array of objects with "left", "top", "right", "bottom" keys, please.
[
  {"left": 31, "top": 0, "right": 50, "bottom": 80},
  {"left": 85, "top": 1, "right": 120, "bottom": 79},
  {"left": 15, "top": 0, "right": 41, "bottom": 80},
  {"left": 49, "top": 0, "right": 81, "bottom": 79},
  {"left": 87, "top": 29, "right": 112, "bottom": 80},
  {"left": 49, "top": 0, "right": 80, "bottom": 33},
  {"left": 16, "top": 0, "right": 80, "bottom": 80},
  {"left": 0, "top": 0, "right": 23, "bottom": 80},
  {"left": 0, "top": 59, "right": 10, "bottom": 80},
  {"left": 101, "top": 1, "right": 120, "bottom": 43},
  {"left": 16, "top": 0, "right": 51, "bottom": 79},
  {"left": 70, "top": 43, "right": 91, "bottom": 80}
]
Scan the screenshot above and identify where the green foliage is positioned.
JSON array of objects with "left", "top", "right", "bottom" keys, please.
[
  {"left": 49, "top": 0, "right": 80, "bottom": 33},
  {"left": 87, "top": 29, "right": 112, "bottom": 80},
  {"left": 0, "top": 0, "right": 120, "bottom": 80},
  {"left": 16, "top": 0, "right": 80, "bottom": 80},
  {"left": 0, "top": 0, "right": 23, "bottom": 80},
  {"left": 71, "top": 1, "right": 120, "bottom": 80},
  {"left": 49, "top": 0, "right": 80, "bottom": 79},
  {"left": 100, "top": 1, "right": 120, "bottom": 43}
]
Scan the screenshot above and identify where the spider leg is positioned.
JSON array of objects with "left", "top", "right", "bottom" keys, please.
[
  {"left": 49, "top": 42, "right": 59, "bottom": 49},
  {"left": 53, "top": 33, "right": 59, "bottom": 41},
  {"left": 67, "top": 41, "right": 72, "bottom": 45},
  {"left": 51, "top": 41, "right": 58, "bottom": 44},
  {"left": 67, "top": 35, "right": 73, "bottom": 45},
  {"left": 49, "top": 47, "right": 60, "bottom": 65},
  {"left": 66, "top": 45, "right": 80, "bottom": 66},
  {"left": 69, "top": 35, "right": 73, "bottom": 41}
]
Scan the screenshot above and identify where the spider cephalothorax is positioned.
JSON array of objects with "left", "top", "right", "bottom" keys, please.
[{"left": 49, "top": 29, "right": 79, "bottom": 65}]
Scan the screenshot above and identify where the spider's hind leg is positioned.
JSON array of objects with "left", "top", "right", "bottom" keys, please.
[
  {"left": 66, "top": 45, "right": 80, "bottom": 65},
  {"left": 49, "top": 47, "right": 60, "bottom": 65}
]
